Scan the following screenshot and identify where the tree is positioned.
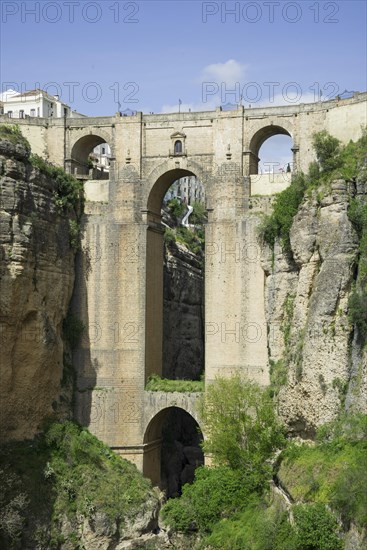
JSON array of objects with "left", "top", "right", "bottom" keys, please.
[
  {"left": 312, "top": 130, "right": 342, "bottom": 172},
  {"left": 200, "top": 376, "right": 285, "bottom": 473}
]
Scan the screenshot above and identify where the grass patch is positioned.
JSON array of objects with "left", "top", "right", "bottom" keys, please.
[{"left": 146, "top": 374, "right": 204, "bottom": 392}]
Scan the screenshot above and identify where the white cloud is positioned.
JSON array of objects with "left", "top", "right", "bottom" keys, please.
[
  {"left": 160, "top": 60, "right": 248, "bottom": 113},
  {"left": 201, "top": 59, "right": 247, "bottom": 86}
]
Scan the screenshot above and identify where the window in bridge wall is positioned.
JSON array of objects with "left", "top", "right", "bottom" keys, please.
[{"left": 174, "top": 140, "right": 183, "bottom": 154}]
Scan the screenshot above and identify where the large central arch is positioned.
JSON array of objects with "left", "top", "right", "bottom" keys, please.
[{"left": 145, "top": 167, "right": 205, "bottom": 383}]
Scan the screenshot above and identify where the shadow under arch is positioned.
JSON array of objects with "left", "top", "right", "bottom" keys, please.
[
  {"left": 249, "top": 125, "right": 293, "bottom": 174},
  {"left": 145, "top": 166, "right": 206, "bottom": 384},
  {"left": 69, "top": 134, "right": 113, "bottom": 179},
  {"left": 143, "top": 406, "right": 204, "bottom": 495}
]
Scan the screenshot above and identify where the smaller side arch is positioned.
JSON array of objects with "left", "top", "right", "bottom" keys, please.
[
  {"left": 248, "top": 124, "right": 293, "bottom": 175},
  {"left": 68, "top": 130, "right": 114, "bottom": 178}
]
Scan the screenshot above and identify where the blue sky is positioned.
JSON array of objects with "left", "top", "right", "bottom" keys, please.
[
  {"left": 1, "top": 1, "right": 366, "bottom": 170},
  {"left": 1, "top": 0, "right": 366, "bottom": 116}
]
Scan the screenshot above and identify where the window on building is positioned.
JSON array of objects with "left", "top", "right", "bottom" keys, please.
[
  {"left": 7, "top": 111, "right": 12, "bottom": 118},
  {"left": 102, "top": 147, "right": 105, "bottom": 154},
  {"left": 19, "top": 110, "right": 24, "bottom": 119},
  {"left": 174, "top": 140, "right": 182, "bottom": 154},
  {"left": 30, "top": 109, "right": 36, "bottom": 117}
]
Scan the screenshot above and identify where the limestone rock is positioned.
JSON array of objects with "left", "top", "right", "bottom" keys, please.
[
  {"left": 261, "top": 183, "right": 365, "bottom": 435},
  {"left": 0, "top": 139, "right": 76, "bottom": 442}
]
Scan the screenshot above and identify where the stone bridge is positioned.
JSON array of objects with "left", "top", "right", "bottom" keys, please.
[{"left": 3, "top": 92, "right": 366, "bottom": 486}]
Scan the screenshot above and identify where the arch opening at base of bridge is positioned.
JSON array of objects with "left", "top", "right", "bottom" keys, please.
[
  {"left": 248, "top": 125, "right": 293, "bottom": 175},
  {"left": 145, "top": 167, "right": 205, "bottom": 385},
  {"left": 143, "top": 406, "right": 204, "bottom": 497},
  {"left": 69, "top": 134, "right": 113, "bottom": 181}
]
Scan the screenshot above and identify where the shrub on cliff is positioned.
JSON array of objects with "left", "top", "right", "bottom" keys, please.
[
  {"left": 30, "top": 154, "right": 84, "bottom": 215},
  {"left": 312, "top": 130, "right": 342, "bottom": 173},
  {"left": 200, "top": 375, "right": 285, "bottom": 472},
  {"left": 0, "top": 124, "right": 31, "bottom": 152},
  {"left": 0, "top": 421, "right": 155, "bottom": 549},
  {"left": 258, "top": 173, "right": 306, "bottom": 252}
]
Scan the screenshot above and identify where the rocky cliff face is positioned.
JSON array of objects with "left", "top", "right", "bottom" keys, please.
[
  {"left": 0, "top": 139, "right": 76, "bottom": 442},
  {"left": 163, "top": 241, "right": 204, "bottom": 380},
  {"left": 261, "top": 178, "right": 367, "bottom": 436}
]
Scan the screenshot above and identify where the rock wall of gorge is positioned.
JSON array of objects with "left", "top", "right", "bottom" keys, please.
[
  {"left": 261, "top": 177, "right": 367, "bottom": 437},
  {"left": 0, "top": 138, "right": 76, "bottom": 442}
]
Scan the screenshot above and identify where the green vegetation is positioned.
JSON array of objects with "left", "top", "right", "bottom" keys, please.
[
  {"left": 280, "top": 414, "right": 367, "bottom": 531},
  {"left": 30, "top": 153, "right": 84, "bottom": 215},
  {"left": 162, "top": 376, "right": 366, "bottom": 548},
  {"left": 190, "top": 201, "right": 207, "bottom": 225},
  {"left": 258, "top": 130, "right": 367, "bottom": 254},
  {"left": 258, "top": 173, "right": 306, "bottom": 252},
  {"left": 282, "top": 293, "right": 296, "bottom": 348},
  {"left": 269, "top": 359, "right": 287, "bottom": 398},
  {"left": 145, "top": 374, "right": 204, "bottom": 392},
  {"left": 167, "top": 198, "right": 186, "bottom": 222},
  {"left": 347, "top": 196, "right": 367, "bottom": 342},
  {"left": 0, "top": 124, "right": 31, "bottom": 152},
  {"left": 176, "top": 226, "right": 204, "bottom": 255},
  {"left": 0, "top": 421, "right": 154, "bottom": 549},
  {"left": 164, "top": 199, "right": 206, "bottom": 256},
  {"left": 204, "top": 501, "right": 343, "bottom": 550},
  {"left": 161, "top": 466, "right": 257, "bottom": 534},
  {"left": 199, "top": 375, "right": 285, "bottom": 472},
  {"left": 162, "top": 377, "right": 286, "bottom": 543},
  {"left": 312, "top": 130, "right": 342, "bottom": 173}
]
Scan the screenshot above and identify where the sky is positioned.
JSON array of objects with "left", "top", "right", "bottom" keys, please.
[{"left": 1, "top": 0, "right": 366, "bottom": 169}]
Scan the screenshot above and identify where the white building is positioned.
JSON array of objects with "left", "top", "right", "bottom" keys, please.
[
  {"left": 90, "top": 143, "right": 112, "bottom": 171},
  {"left": 0, "top": 88, "right": 85, "bottom": 119},
  {"left": 165, "top": 176, "right": 205, "bottom": 205}
]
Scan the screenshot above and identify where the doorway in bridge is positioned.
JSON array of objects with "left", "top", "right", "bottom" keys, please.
[
  {"left": 143, "top": 407, "right": 204, "bottom": 497},
  {"left": 70, "top": 135, "right": 112, "bottom": 181},
  {"left": 145, "top": 169, "right": 206, "bottom": 385}
]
